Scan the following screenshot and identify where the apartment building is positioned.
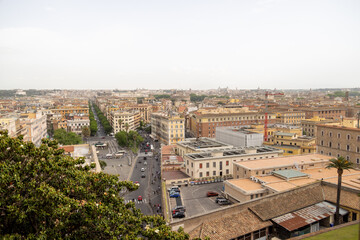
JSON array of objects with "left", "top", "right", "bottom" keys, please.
[
  {"left": 67, "top": 115, "right": 90, "bottom": 135},
  {"left": 0, "top": 115, "right": 18, "bottom": 137},
  {"left": 246, "top": 124, "right": 302, "bottom": 143},
  {"left": 275, "top": 111, "right": 305, "bottom": 126},
  {"left": 184, "top": 146, "right": 283, "bottom": 179},
  {"left": 19, "top": 112, "right": 47, "bottom": 146},
  {"left": 316, "top": 124, "right": 360, "bottom": 167},
  {"left": 302, "top": 108, "right": 346, "bottom": 120},
  {"left": 151, "top": 112, "right": 185, "bottom": 145},
  {"left": 107, "top": 104, "right": 152, "bottom": 123},
  {"left": 189, "top": 107, "right": 277, "bottom": 138},
  {"left": 110, "top": 110, "right": 141, "bottom": 133},
  {"left": 265, "top": 132, "right": 316, "bottom": 155},
  {"left": 301, "top": 117, "right": 337, "bottom": 137},
  {"left": 51, "top": 107, "right": 89, "bottom": 118}
]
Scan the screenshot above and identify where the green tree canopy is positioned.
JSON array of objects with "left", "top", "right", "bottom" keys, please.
[
  {"left": 54, "top": 129, "right": 83, "bottom": 145},
  {"left": 82, "top": 126, "right": 90, "bottom": 138},
  {"left": 0, "top": 131, "right": 188, "bottom": 239}
]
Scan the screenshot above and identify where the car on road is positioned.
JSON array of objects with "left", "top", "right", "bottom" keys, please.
[
  {"left": 141, "top": 168, "right": 145, "bottom": 172},
  {"left": 207, "top": 191, "right": 219, "bottom": 197},
  {"left": 172, "top": 206, "right": 186, "bottom": 212},
  {"left": 102, "top": 137, "right": 105, "bottom": 139},
  {"left": 144, "top": 161, "right": 147, "bottom": 165},
  {"left": 134, "top": 181, "right": 140, "bottom": 187},
  {"left": 169, "top": 191, "right": 180, "bottom": 198},
  {"left": 172, "top": 211, "right": 185, "bottom": 218},
  {"left": 138, "top": 196, "right": 142, "bottom": 201},
  {"left": 143, "top": 157, "right": 147, "bottom": 160},
  {"left": 141, "top": 173, "right": 146, "bottom": 178},
  {"left": 168, "top": 186, "right": 180, "bottom": 192}
]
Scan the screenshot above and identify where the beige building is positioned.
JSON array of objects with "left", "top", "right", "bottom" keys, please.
[
  {"left": 151, "top": 112, "right": 185, "bottom": 145},
  {"left": 275, "top": 111, "right": 305, "bottom": 126},
  {"left": 0, "top": 115, "right": 18, "bottom": 137},
  {"left": 232, "top": 154, "right": 331, "bottom": 179},
  {"left": 67, "top": 115, "right": 90, "bottom": 135},
  {"left": 19, "top": 112, "right": 47, "bottom": 146},
  {"left": 189, "top": 107, "right": 277, "bottom": 138},
  {"left": 184, "top": 146, "right": 283, "bottom": 179},
  {"left": 110, "top": 110, "right": 140, "bottom": 133},
  {"left": 316, "top": 124, "right": 360, "bottom": 167},
  {"left": 301, "top": 117, "right": 337, "bottom": 137}
]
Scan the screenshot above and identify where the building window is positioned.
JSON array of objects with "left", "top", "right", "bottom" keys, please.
[
  {"left": 213, "top": 171, "right": 216, "bottom": 176},
  {"left": 329, "top": 142, "right": 332, "bottom": 148},
  {"left": 321, "top": 131, "right": 324, "bottom": 136},
  {"left": 329, "top": 152, "right": 332, "bottom": 156},
  {"left": 191, "top": 163, "right": 193, "bottom": 168},
  {"left": 226, "top": 169, "right": 229, "bottom": 174},
  {"left": 199, "top": 163, "right": 203, "bottom": 169},
  {"left": 347, "top": 134, "right": 351, "bottom": 140},
  {"left": 329, "top": 132, "right": 332, "bottom": 137},
  {"left": 338, "top": 133, "right": 341, "bottom": 138},
  {"left": 321, "top": 140, "right": 324, "bottom": 146},
  {"left": 357, "top": 158, "right": 360, "bottom": 164},
  {"left": 320, "top": 150, "right": 324, "bottom": 154},
  {"left": 357, "top": 147, "right": 360, "bottom": 153},
  {"left": 199, "top": 172, "right": 203, "bottom": 178},
  {"left": 206, "top": 171, "right": 209, "bottom": 177},
  {"left": 346, "top": 156, "right": 350, "bottom": 161},
  {"left": 347, "top": 145, "right": 350, "bottom": 151},
  {"left": 213, "top": 162, "right": 216, "bottom": 167},
  {"left": 226, "top": 161, "right": 229, "bottom": 166}
]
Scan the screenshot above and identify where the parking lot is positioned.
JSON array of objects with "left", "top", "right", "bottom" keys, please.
[{"left": 168, "top": 182, "right": 233, "bottom": 221}]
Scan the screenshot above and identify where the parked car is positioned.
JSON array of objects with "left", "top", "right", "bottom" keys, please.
[
  {"left": 207, "top": 191, "right": 219, "bottom": 197},
  {"left": 134, "top": 181, "right": 140, "bottom": 187},
  {"left": 215, "top": 197, "right": 227, "bottom": 203},
  {"left": 169, "top": 191, "right": 180, "bottom": 198},
  {"left": 144, "top": 157, "right": 147, "bottom": 160},
  {"left": 217, "top": 199, "right": 231, "bottom": 205},
  {"left": 138, "top": 196, "right": 142, "bottom": 201},
  {"left": 172, "top": 206, "right": 186, "bottom": 212},
  {"left": 172, "top": 211, "right": 185, "bottom": 218},
  {"left": 168, "top": 186, "right": 180, "bottom": 192},
  {"left": 144, "top": 161, "right": 147, "bottom": 165},
  {"left": 141, "top": 173, "right": 146, "bottom": 178},
  {"left": 141, "top": 168, "right": 145, "bottom": 172}
]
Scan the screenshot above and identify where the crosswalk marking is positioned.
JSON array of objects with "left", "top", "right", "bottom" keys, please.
[{"left": 124, "top": 199, "right": 147, "bottom": 204}]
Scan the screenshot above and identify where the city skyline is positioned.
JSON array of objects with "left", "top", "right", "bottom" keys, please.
[{"left": 1, "top": 0, "right": 359, "bottom": 90}]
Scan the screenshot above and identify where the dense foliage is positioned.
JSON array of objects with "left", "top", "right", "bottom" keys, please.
[
  {"left": 53, "top": 129, "right": 83, "bottom": 145},
  {"left": 81, "top": 126, "right": 90, "bottom": 138},
  {"left": 327, "top": 91, "right": 360, "bottom": 98},
  {"left": 93, "top": 104, "right": 113, "bottom": 134},
  {"left": 115, "top": 130, "right": 144, "bottom": 153},
  {"left": 190, "top": 94, "right": 230, "bottom": 102},
  {"left": 0, "top": 131, "right": 188, "bottom": 239},
  {"left": 88, "top": 102, "right": 98, "bottom": 136},
  {"left": 154, "top": 94, "right": 171, "bottom": 100}
]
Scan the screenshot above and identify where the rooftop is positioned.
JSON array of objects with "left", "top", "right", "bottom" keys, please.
[
  {"left": 177, "top": 137, "right": 231, "bottom": 150},
  {"left": 185, "top": 146, "right": 282, "bottom": 160},
  {"left": 272, "top": 169, "right": 308, "bottom": 180},
  {"left": 235, "top": 154, "right": 332, "bottom": 170},
  {"left": 227, "top": 178, "right": 264, "bottom": 192}
]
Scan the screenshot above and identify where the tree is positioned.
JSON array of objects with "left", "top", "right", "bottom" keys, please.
[
  {"left": 124, "top": 123, "right": 129, "bottom": 133},
  {"left": 82, "top": 126, "right": 90, "bottom": 138},
  {"left": 53, "top": 129, "right": 82, "bottom": 145},
  {"left": 0, "top": 131, "right": 188, "bottom": 239},
  {"left": 115, "top": 131, "right": 128, "bottom": 147},
  {"left": 118, "top": 119, "right": 123, "bottom": 131},
  {"left": 326, "top": 156, "right": 354, "bottom": 225}
]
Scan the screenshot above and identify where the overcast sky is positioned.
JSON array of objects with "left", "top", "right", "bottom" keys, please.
[{"left": 0, "top": 0, "right": 359, "bottom": 90}]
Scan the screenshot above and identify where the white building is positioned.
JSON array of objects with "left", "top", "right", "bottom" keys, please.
[
  {"left": 67, "top": 116, "right": 90, "bottom": 135},
  {"left": 216, "top": 127, "right": 263, "bottom": 147},
  {"left": 110, "top": 110, "right": 140, "bottom": 133},
  {"left": 20, "top": 112, "right": 47, "bottom": 146}
]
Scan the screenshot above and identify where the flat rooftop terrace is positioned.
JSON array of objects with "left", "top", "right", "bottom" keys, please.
[
  {"left": 177, "top": 137, "right": 231, "bottom": 149},
  {"left": 186, "top": 146, "right": 282, "bottom": 160}
]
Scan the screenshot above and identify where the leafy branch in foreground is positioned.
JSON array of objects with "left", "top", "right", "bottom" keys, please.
[{"left": 0, "top": 131, "right": 188, "bottom": 239}]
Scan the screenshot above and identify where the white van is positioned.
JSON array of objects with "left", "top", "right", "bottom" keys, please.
[{"left": 141, "top": 168, "right": 145, "bottom": 172}]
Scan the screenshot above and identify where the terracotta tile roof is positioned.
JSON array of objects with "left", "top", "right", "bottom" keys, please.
[
  {"left": 250, "top": 183, "right": 324, "bottom": 221},
  {"left": 189, "top": 208, "right": 272, "bottom": 240},
  {"left": 59, "top": 145, "right": 74, "bottom": 153},
  {"left": 322, "top": 184, "right": 360, "bottom": 210},
  {"left": 161, "top": 145, "right": 176, "bottom": 155}
]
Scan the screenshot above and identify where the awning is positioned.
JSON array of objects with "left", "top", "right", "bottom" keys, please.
[{"left": 272, "top": 201, "right": 348, "bottom": 232}]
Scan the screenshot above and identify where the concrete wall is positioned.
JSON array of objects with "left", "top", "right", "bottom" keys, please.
[{"left": 216, "top": 127, "right": 263, "bottom": 147}]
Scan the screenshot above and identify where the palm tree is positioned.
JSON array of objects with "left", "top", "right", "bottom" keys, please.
[
  {"left": 326, "top": 156, "right": 353, "bottom": 225},
  {"left": 118, "top": 119, "right": 123, "bottom": 132},
  {"left": 124, "top": 123, "right": 129, "bottom": 133}
]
